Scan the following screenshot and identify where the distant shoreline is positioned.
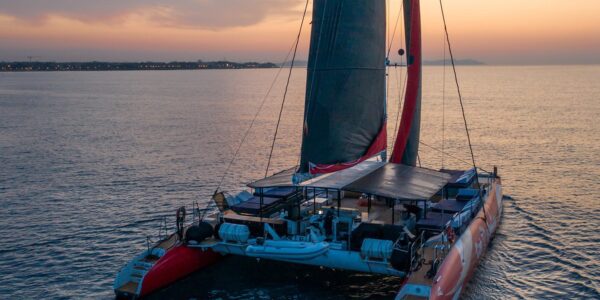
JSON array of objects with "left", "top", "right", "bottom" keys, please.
[
  {"left": 423, "top": 59, "right": 484, "bottom": 66},
  {"left": 0, "top": 60, "right": 278, "bottom": 72},
  {"left": 0, "top": 58, "right": 491, "bottom": 72}
]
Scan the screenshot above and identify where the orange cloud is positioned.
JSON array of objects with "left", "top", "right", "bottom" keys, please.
[{"left": 0, "top": 8, "right": 307, "bottom": 60}]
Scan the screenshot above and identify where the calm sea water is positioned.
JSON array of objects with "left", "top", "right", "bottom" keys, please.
[{"left": 1, "top": 66, "right": 599, "bottom": 299}]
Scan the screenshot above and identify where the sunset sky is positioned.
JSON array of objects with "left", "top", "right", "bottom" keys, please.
[{"left": 0, "top": 0, "right": 598, "bottom": 64}]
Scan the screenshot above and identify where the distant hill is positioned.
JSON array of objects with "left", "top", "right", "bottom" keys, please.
[
  {"left": 281, "top": 59, "right": 485, "bottom": 67},
  {"left": 278, "top": 60, "right": 308, "bottom": 67},
  {"left": 423, "top": 59, "right": 485, "bottom": 65}
]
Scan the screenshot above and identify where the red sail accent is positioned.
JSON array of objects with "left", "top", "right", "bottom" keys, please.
[
  {"left": 390, "top": 0, "right": 421, "bottom": 164},
  {"left": 309, "top": 123, "right": 387, "bottom": 174}
]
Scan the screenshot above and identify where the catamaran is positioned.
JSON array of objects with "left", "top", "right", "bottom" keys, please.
[{"left": 114, "top": 0, "right": 503, "bottom": 299}]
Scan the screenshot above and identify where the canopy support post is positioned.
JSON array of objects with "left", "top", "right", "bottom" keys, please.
[
  {"left": 392, "top": 199, "right": 395, "bottom": 225},
  {"left": 259, "top": 188, "right": 264, "bottom": 222},
  {"left": 314, "top": 187, "right": 317, "bottom": 213},
  {"left": 337, "top": 190, "right": 341, "bottom": 217}
]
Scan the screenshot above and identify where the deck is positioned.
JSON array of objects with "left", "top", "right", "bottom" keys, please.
[{"left": 337, "top": 197, "right": 403, "bottom": 224}]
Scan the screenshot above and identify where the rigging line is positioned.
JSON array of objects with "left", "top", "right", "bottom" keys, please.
[
  {"left": 304, "top": 0, "right": 328, "bottom": 127},
  {"left": 393, "top": 68, "right": 407, "bottom": 149},
  {"left": 393, "top": 71, "right": 407, "bottom": 135},
  {"left": 386, "top": 71, "right": 389, "bottom": 151},
  {"left": 418, "top": 140, "right": 490, "bottom": 173},
  {"left": 386, "top": 0, "right": 390, "bottom": 51},
  {"left": 386, "top": 52, "right": 390, "bottom": 152},
  {"left": 265, "top": 0, "right": 310, "bottom": 178},
  {"left": 385, "top": 1, "right": 390, "bottom": 129},
  {"left": 386, "top": 0, "right": 403, "bottom": 58},
  {"left": 441, "top": 23, "right": 446, "bottom": 169},
  {"left": 392, "top": 0, "right": 406, "bottom": 149},
  {"left": 212, "top": 37, "right": 297, "bottom": 195},
  {"left": 438, "top": 0, "right": 478, "bottom": 181},
  {"left": 383, "top": 64, "right": 390, "bottom": 122},
  {"left": 390, "top": 66, "right": 400, "bottom": 154},
  {"left": 387, "top": 0, "right": 403, "bottom": 155},
  {"left": 300, "top": 0, "right": 329, "bottom": 166},
  {"left": 295, "top": 145, "right": 301, "bottom": 167},
  {"left": 439, "top": 0, "right": 488, "bottom": 222}
]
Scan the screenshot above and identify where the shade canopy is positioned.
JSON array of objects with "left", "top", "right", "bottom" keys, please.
[
  {"left": 343, "top": 163, "right": 450, "bottom": 200},
  {"left": 249, "top": 162, "right": 451, "bottom": 202},
  {"left": 247, "top": 167, "right": 297, "bottom": 188}
]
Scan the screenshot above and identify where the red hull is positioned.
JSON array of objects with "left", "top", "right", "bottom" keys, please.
[
  {"left": 429, "top": 178, "right": 503, "bottom": 299},
  {"left": 139, "top": 245, "right": 222, "bottom": 297}
]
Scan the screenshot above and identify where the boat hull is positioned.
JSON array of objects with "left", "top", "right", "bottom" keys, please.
[
  {"left": 429, "top": 178, "right": 503, "bottom": 300},
  {"left": 141, "top": 245, "right": 222, "bottom": 297},
  {"left": 115, "top": 244, "right": 223, "bottom": 299}
]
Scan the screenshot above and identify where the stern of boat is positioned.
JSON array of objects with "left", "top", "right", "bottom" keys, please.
[
  {"left": 396, "top": 168, "right": 503, "bottom": 300},
  {"left": 114, "top": 246, "right": 167, "bottom": 299}
]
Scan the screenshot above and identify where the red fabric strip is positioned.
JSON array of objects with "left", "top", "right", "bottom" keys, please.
[
  {"left": 309, "top": 123, "right": 387, "bottom": 174},
  {"left": 390, "top": 0, "right": 421, "bottom": 164}
]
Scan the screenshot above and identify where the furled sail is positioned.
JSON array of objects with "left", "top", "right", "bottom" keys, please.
[
  {"left": 298, "top": 0, "right": 387, "bottom": 175},
  {"left": 390, "top": 0, "right": 422, "bottom": 166}
]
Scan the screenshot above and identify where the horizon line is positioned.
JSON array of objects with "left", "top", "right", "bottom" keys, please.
[{"left": 1, "top": 59, "right": 599, "bottom": 67}]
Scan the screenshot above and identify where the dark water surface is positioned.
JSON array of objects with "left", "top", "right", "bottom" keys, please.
[{"left": 1, "top": 66, "right": 599, "bottom": 299}]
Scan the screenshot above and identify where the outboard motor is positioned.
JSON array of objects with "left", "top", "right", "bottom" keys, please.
[{"left": 186, "top": 221, "right": 214, "bottom": 245}]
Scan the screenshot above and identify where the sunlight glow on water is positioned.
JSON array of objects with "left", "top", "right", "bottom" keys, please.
[{"left": 1, "top": 66, "right": 599, "bottom": 299}]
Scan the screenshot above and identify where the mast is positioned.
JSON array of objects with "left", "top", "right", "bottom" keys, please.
[
  {"left": 390, "top": 0, "right": 421, "bottom": 166},
  {"left": 297, "top": 0, "right": 387, "bottom": 175}
]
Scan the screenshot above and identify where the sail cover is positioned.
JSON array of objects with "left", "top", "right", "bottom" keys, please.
[
  {"left": 298, "top": 0, "right": 387, "bottom": 175},
  {"left": 390, "top": 0, "right": 421, "bottom": 166}
]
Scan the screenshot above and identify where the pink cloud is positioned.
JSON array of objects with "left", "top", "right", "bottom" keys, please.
[{"left": 0, "top": 0, "right": 303, "bottom": 28}]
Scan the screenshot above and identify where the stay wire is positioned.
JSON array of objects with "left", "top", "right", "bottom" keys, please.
[
  {"left": 392, "top": 0, "right": 406, "bottom": 153},
  {"left": 419, "top": 140, "right": 490, "bottom": 174},
  {"left": 442, "top": 23, "right": 446, "bottom": 169},
  {"left": 212, "top": 37, "right": 297, "bottom": 196},
  {"left": 439, "top": 0, "right": 487, "bottom": 221},
  {"left": 391, "top": 67, "right": 400, "bottom": 154},
  {"left": 385, "top": 0, "right": 390, "bottom": 139},
  {"left": 393, "top": 73, "right": 407, "bottom": 142},
  {"left": 386, "top": 0, "right": 403, "bottom": 58},
  {"left": 300, "top": 0, "right": 328, "bottom": 167},
  {"left": 265, "top": 0, "right": 310, "bottom": 178},
  {"left": 387, "top": 0, "right": 390, "bottom": 51}
]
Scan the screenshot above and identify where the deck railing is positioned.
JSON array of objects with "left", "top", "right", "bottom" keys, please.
[{"left": 409, "top": 231, "right": 425, "bottom": 271}]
